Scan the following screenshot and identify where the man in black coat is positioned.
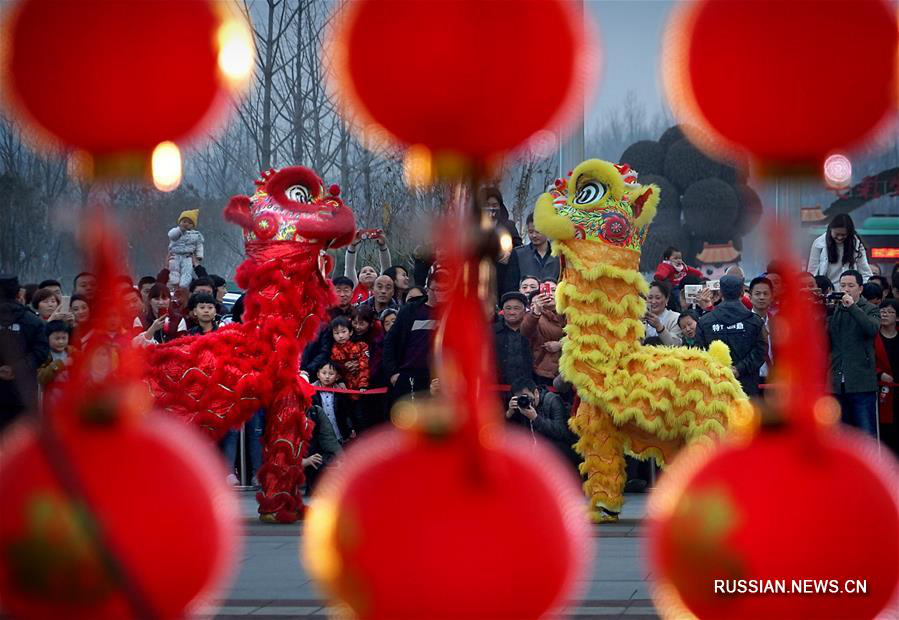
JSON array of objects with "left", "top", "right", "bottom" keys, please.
[
  {"left": 695, "top": 275, "right": 767, "bottom": 396},
  {"left": 514, "top": 212, "right": 561, "bottom": 283},
  {"left": 0, "top": 275, "right": 49, "bottom": 431},
  {"left": 493, "top": 292, "right": 534, "bottom": 389}
]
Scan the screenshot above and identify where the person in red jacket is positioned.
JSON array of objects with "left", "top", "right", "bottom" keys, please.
[{"left": 654, "top": 246, "right": 703, "bottom": 288}]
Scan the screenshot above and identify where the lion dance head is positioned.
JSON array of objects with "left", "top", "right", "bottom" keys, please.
[{"left": 534, "top": 159, "right": 660, "bottom": 253}]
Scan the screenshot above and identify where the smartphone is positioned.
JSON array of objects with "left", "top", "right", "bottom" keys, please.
[
  {"left": 684, "top": 284, "right": 703, "bottom": 305},
  {"left": 539, "top": 282, "right": 553, "bottom": 296},
  {"left": 707, "top": 279, "right": 720, "bottom": 291},
  {"left": 59, "top": 295, "right": 70, "bottom": 313},
  {"left": 158, "top": 306, "right": 169, "bottom": 317}
]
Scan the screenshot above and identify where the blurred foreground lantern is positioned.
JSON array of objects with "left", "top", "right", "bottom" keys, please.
[
  {"left": 0, "top": 214, "right": 240, "bottom": 619},
  {"left": 0, "top": 418, "right": 240, "bottom": 619},
  {"left": 304, "top": 211, "right": 590, "bottom": 618},
  {"left": 664, "top": 0, "right": 898, "bottom": 174},
  {"left": 648, "top": 429, "right": 899, "bottom": 619},
  {"left": 327, "top": 0, "right": 597, "bottom": 178},
  {"left": 647, "top": 223, "right": 899, "bottom": 618},
  {"left": 0, "top": 0, "right": 253, "bottom": 185}
]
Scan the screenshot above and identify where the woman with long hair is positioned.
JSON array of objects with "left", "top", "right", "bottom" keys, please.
[
  {"left": 135, "top": 283, "right": 177, "bottom": 344},
  {"left": 382, "top": 265, "right": 410, "bottom": 304},
  {"left": 807, "top": 213, "right": 873, "bottom": 289}
]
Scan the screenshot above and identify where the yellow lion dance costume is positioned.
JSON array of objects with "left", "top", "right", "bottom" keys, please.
[{"left": 535, "top": 159, "right": 751, "bottom": 521}]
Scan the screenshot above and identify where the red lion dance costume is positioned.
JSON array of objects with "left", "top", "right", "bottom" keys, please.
[{"left": 146, "top": 166, "right": 356, "bottom": 523}]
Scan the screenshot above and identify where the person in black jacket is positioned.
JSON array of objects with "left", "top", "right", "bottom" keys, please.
[
  {"left": 493, "top": 292, "right": 534, "bottom": 390},
  {"left": 504, "top": 377, "right": 579, "bottom": 470},
  {"left": 382, "top": 265, "right": 451, "bottom": 408},
  {"left": 0, "top": 274, "right": 49, "bottom": 430},
  {"left": 695, "top": 275, "right": 767, "bottom": 396}
]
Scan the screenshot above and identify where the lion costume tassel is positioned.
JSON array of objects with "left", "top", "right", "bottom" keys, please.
[{"left": 535, "top": 159, "right": 752, "bottom": 521}]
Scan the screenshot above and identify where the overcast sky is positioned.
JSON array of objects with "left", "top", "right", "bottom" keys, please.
[{"left": 586, "top": 0, "right": 674, "bottom": 124}]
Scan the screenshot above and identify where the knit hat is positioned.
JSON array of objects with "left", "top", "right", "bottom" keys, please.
[
  {"left": 178, "top": 209, "right": 199, "bottom": 227},
  {"left": 720, "top": 275, "right": 744, "bottom": 300}
]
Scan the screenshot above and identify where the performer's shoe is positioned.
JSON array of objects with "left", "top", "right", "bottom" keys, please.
[
  {"left": 259, "top": 512, "right": 278, "bottom": 524},
  {"left": 590, "top": 507, "right": 620, "bottom": 524}
]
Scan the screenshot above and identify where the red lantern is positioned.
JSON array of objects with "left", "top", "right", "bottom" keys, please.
[
  {"left": 0, "top": 0, "right": 252, "bottom": 170},
  {"left": 329, "top": 0, "right": 596, "bottom": 167},
  {"left": 648, "top": 429, "right": 899, "bottom": 619},
  {"left": 304, "top": 424, "right": 589, "bottom": 619},
  {"left": 664, "top": 0, "right": 898, "bottom": 172},
  {"left": 0, "top": 416, "right": 240, "bottom": 619}
]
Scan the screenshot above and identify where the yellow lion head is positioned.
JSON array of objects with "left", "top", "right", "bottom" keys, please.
[{"left": 534, "top": 159, "right": 660, "bottom": 253}]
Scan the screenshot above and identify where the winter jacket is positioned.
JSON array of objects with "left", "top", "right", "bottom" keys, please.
[
  {"left": 311, "top": 385, "right": 354, "bottom": 442},
  {"left": 515, "top": 243, "right": 561, "bottom": 283},
  {"left": 381, "top": 298, "right": 435, "bottom": 378},
  {"left": 167, "top": 227, "right": 204, "bottom": 258},
  {"left": 695, "top": 299, "right": 767, "bottom": 395},
  {"left": 358, "top": 295, "right": 399, "bottom": 315},
  {"left": 37, "top": 347, "right": 74, "bottom": 386},
  {"left": 827, "top": 296, "right": 880, "bottom": 393},
  {"left": 521, "top": 309, "right": 565, "bottom": 379},
  {"left": 654, "top": 261, "right": 703, "bottom": 287},
  {"left": 330, "top": 340, "right": 370, "bottom": 390},
  {"left": 506, "top": 389, "right": 579, "bottom": 467},
  {"left": 493, "top": 318, "right": 534, "bottom": 388},
  {"left": 521, "top": 308, "right": 565, "bottom": 380},
  {"left": 644, "top": 308, "right": 683, "bottom": 346},
  {"left": 0, "top": 300, "right": 49, "bottom": 426},
  {"left": 807, "top": 233, "right": 873, "bottom": 290}
]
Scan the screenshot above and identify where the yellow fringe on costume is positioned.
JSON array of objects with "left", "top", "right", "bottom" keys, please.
[{"left": 535, "top": 160, "right": 751, "bottom": 516}]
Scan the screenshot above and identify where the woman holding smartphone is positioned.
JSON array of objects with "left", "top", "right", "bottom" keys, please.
[
  {"left": 136, "top": 284, "right": 176, "bottom": 344},
  {"left": 643, "top": 281, "right": 683, "bottom": 346}
]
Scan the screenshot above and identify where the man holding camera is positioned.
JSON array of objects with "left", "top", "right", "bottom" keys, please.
[
  {"left": 505, "top": 378, "right": 579, "bottom": 468},
  {"left": 828, "top": 269, "right": 881, "bottom": 437}
]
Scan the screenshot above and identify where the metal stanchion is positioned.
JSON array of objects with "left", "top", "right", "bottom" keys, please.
[
  {"left": 876, "top": 394, "right": 882, "bottom": 457},
  {"left": 236, "top": 423, "right": 255, "bottom": 491}
]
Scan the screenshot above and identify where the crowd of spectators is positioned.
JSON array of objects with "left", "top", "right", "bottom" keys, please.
[{"left": 1, "top": 202, "right": 897, "bottom": 492}]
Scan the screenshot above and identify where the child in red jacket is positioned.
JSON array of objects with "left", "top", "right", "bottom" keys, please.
[
  {"left": 329, "top": 316, "right": 370, "bottom": 390},
  {"left": 654, "top": 246, "right": 703, "bottom": 287}
]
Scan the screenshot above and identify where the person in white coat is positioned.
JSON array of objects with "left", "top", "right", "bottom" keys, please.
[
  {"left": 643, "top": 281, "right": 683, "bottom": 346},
  {"left": 807, "top": 213, "right": 872, "bottom": 290}
]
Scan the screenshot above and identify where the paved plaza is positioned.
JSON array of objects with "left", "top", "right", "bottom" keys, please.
[{"left": 210, "top": 492, "right": 659, "bottom": 620}]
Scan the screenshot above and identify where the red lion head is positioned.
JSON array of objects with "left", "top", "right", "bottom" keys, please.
[{"left": 224, "top": 166, "right": 356, "bottom": 249}]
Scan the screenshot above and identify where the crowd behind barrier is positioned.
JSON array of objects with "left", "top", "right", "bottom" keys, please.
[{"left": 1, "top": 207, "right": 897, "bottom": 492}]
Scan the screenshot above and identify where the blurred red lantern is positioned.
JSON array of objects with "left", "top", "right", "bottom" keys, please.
[
  {"left": 328, "top": 0, "right": 597, "bottom": 170},
  {"left": 0, "top": 0, "right": 253, "bottom": 176},
  {"left": 648, "top": 429, "right": 899, "bottom": 619},
  {"left": 664, "top": 0, "right": 898, "bottom": 172},
  {"left": 304, "top": 424, "right": 589, "bottom": 619},
  {"left": 0, "top": 416, "right": 239, "bottom": 619}
]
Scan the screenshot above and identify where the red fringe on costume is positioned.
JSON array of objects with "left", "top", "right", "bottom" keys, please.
[{"left": 146, "top": 241, "right": 335, "bottom": 522}]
